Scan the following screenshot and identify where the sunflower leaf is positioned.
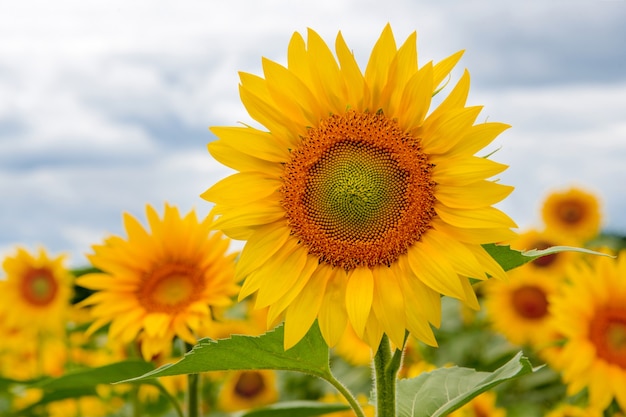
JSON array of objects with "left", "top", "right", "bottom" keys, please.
[
  {"left": 32, "top": 359, "right": 155, "bottom": 390},
  {"left": 116, "top": 322, "right": 330, "bottom": 383},
  {"left": 482, "top": 243, "right": 610, "bottom": 272},
  {"left": 397, "top": 351, "right": 537, "bottom": 417},
  {"left": 238, "top": 401, "right": 351, "bottom": 417}
]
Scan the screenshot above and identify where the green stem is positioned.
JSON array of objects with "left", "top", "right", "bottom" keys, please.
[
  {"left": 326, "top": 372, "right": 367, "bottom": 417},
  {"left": 186, "top": 342, "right": 200, "bottom": 417},
  {"left": 374, "top": 334, "right": 402, "bottom": 417},
  {"left": 188, "top": 372, "right": 200, "bottom": 417},
  {"left": 156, "top": 382, "right": 185, "bottom": 417}
]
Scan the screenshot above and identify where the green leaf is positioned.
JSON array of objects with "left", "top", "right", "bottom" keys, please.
[
  {"left": 482, "top": 243, "right": 610, "bottom": 272},
  {"left": 117, "top": 322, "right": 330, "bottom": 383},
  {"left": 238, "top": 401, "right": 351, "bottom": 417},
  {"left": 33, "top": 359, "right": 155, "bottom": 390},
  {"left": 397, "top": 351, "right": 538, "bottom": 417}
]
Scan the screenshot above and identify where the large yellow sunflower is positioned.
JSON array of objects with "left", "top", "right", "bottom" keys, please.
[
  {"left": 541, "top": 187, "right": 602, "bottom": 242},
  {"left": 548, "top": 251, "right": 626, "bottom": 412},
  {"left": 203, "top": 25, "right": 516, "bottom": 350},
  {"left": 0, "top": 247, "right": 72, "bottom": 337},
  {"left": 77, "top": 204, "right": 239, "bottom": 360}
]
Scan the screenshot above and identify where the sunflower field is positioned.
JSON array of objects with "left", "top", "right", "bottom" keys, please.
[{"left": 2, "top": 25, "right": 625, "bottom": 417}]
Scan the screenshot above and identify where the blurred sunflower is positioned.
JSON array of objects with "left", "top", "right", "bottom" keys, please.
[
  {"left": 549, "top": 251, "right": 626, "bottom": 411},
  {"left": 203, "top": 24, "right": 516, "bottom": 350},
  {"left": 541, "top": 187, "right": 601, "bottom": 242},
  {"left": 217, "top": 370, "right": 278, "bottom": 412},
  {"left": 447, "top": 391, "right": 506, "bottom": 417},
  {"left": 77, "top": 204, "right": 239, "bottom": 360},
  {"left": 0, "top": 247, "right": 72, "bottom": 337},
  {"left": 484, "top": 265, "right": 562, "bottom": 348},
  {"left": 509, "top": 229, "right": 580, "bottom": 276}
]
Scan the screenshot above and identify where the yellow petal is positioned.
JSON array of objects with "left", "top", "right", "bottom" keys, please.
[
  {"left": 345, "top": 267, "right": 374, "bottom": 338},
  {"left": 364, "top": 24, "right": 397, "bottom": 107},
  {"left": 236, "top": 221, "right": 291, "bottom": 280},
  {"left": 262, "top": 58, "right": 321, "bottom": 126},
  {"left": 210, "top": 126, "right": 291, "bottom": 162},
  {"left": 335, "top": 31, "right": 368, "bottom": 110},
  {"left": 406, "top": 236, "right": 465, "bottom": 300},
  {"left": 420, "top": 106, "right": 483, "bottom": 155},
  {"left": 284, "top": 264, "right": 332, "bottom": 349},
  {"left": 371, "top": 266, "right": 407, "bottom": 348},
  {"left": 318, "top": 268, "right": 348, "bottom": 347},
  {"left": 436, "top": 181, "right": 514, "bottom": 209},
  {"left": 202, "top": 172, "right": 281, "bottom": 206},
  {"left": 436, "top": 203, "right": 517, "bottom": 229},
  {"left": 256, "top": 245, "right": 310, "bottom": 309},
  {"left": 432, "top": 50, "right": 464, "bottom": 90},
  {"left": 397, "top": 63, "right": 433, "bottom": 131},
  {"left": 432, "top": 156, "right": 508, "bottom": 186},
  {"left": 207, "top": 140, "right": 283, "bottom": 175},
  {"left": 307, "top": 28, "right": 346, "bottom": 114}
]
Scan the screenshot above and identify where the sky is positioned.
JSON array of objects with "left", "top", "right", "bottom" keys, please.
[{"left": 1, "top": 0, "right": 626, "bottom": 267}]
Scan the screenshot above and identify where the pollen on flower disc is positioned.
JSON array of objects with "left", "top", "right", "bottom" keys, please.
[{"left": 281, "top": 110, "right": 436, "bottom": 270}]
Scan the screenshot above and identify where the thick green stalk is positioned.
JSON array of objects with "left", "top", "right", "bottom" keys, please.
[
  {"left": 374, "top": 334, "right": 403, "bottom": 417},
  {"left": 185, "top": 342, "right": 200, "bottom": 417},
  {"left": 187, "top": 372, "right": 200, "bottom": 417}
]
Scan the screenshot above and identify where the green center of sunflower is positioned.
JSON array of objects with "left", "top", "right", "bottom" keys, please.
[
  {"left": 511, "top": 285, "right": 549, "bottom": 320},
  {"left": 281, "top": 110, "right": 436, "bottom": 270},
  {"left": 234, "top": 371, "right": 266, "bottom": 398},
  {"left": 589, "top": 307, "right": 626, "bottom": 369},
  {"left": 137, "top": 263, "right": 205, "bottom": 314},
  {"left": 21, "top": 268, "right": 58, "bottom": 307}
]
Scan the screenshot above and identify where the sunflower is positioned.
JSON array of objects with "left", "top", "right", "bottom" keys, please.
[
  {"left": 203, "top": 24, "right": 516, "bottom": 350},
  {"left": 0, "top": 247, "right": 72, "bottom": 337},
  {"left": 541, "top": 187, "right": 602, "bottom": 242},
  {"left": 548, "top": 251, "right": 626, "bottom": 411},
  {"left": 77, "top": 204, "right": 239, "bottom": 360},
  {"left": 217, "top": 370, "right": 278, "bottom": 412},
  {"left": 484, "top": 264, "right": 563, "bottom": 348},
  {"left": 509, "top": 229, "right": 580, "bottom": 276},
  {"left": 447, "top": 391, "right": 507, "bottom": 417}
]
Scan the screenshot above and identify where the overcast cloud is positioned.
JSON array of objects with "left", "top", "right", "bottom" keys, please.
[{"left": 1, "top": 0, "right": 625, "bottom": 266}]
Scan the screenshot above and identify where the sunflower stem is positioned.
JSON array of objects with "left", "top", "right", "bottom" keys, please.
[
  {"left": 186, "top": 342, "right": 200, "bottom": 417},
  {"left": 326, "top": 371, "right": 367, "bottom": 417},
  {"left": 374, "top": 334, "right": 402, "bottom": 417}
]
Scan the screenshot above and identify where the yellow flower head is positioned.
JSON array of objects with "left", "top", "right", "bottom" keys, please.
[
  {"left": 484, "top": 264, "right": 562, "bottom": 348},
  {"left": 510, "top": 229, "right": 581, "bottom": 276},
  {"left": 549, "top": 251, "right": 626, "bottom": 411},
  {"left": 203, "top": 25, "right": 516, "bottom": 350},
  {"left": 541, "top": 187, "right": 602, "bottom": 241},
  {"left": 217, "top": 370, "right": 278, "bottom": 412},
  {"left": 0, "top": 247, "right": 72, "bottom": 337},
  {"left": 78, "top": 204, "right": 239, "bottom": 360}
]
